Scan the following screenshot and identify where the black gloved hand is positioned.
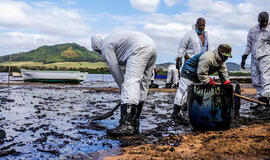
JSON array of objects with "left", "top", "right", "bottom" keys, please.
[
  {"left": 241, "top": 55, "right": 248, "bottom": 69},
  {"left": 176, "top": 57, "right": 182, "bottom": 70}
]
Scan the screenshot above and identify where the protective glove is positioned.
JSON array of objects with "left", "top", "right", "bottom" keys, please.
[
  {"left": 223, "top": 80, "right": 231, "bottom": 85},
  {"left": 209, "top": 78, "right": 216, "bottom": 85},
  {"left": 241, "top": 55, "right": 248, "bottom": 69},
  {"left": 176, "top": 57, "right": 182, "bottom": 70}
]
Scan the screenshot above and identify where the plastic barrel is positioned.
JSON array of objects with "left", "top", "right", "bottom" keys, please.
[{"left": 187, "top": 84, "right": 234, "bottom": 130}]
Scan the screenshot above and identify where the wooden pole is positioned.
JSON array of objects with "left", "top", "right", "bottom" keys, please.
[
  {"left": 8, "top": 55, "right": 11, "bottom": 95},
  {"left": 234, "top": 93, "right": 267, "bottom": 105}
]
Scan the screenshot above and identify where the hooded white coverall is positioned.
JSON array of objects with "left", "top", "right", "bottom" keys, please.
[
  {"left": 243, "top": 24, "right": 270, "bottom": 97},
  {"left": 91, "top": 31, "right": 157, "bottom": 105},
  {"left": 177, "top": 25, "right": 209, "bottom": 62},
  {"left": 166, "top": 64, "right": 179, "bottom": 86}
]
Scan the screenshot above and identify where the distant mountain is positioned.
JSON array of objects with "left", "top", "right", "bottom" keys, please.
[
  {"left": 226, "top": 62, "right": 242, "bottom": 71},
  {"left": 157, "top": 61, "right": 244, "bottom": 71},
  {"left": 0, "top": 43, "right": 103, "bottom": 63},
  {"left": 156, "top": 62, "right": 174, "bottom": 69}
]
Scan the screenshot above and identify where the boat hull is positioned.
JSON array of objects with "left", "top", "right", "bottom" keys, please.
[{"left": 21, "top": 69, "right": 87, "bottom": 83}]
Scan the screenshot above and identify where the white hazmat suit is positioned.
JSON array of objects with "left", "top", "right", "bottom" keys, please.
[
  {"left": 177, "top": 25, "right": 209, "bottom": 61},
  {"left": 243, "top": 24, "right": 270, "bottom": 97},
  {"left": 166, "top": 64, "right": 179, "bottom": 87},
  {"left": 91, "top": 31, "right": 157, "bottom": 105}
]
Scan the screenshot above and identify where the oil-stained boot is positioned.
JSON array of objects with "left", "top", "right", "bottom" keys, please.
[
  {"left": 172, "top": 104, "right": 188, "bottom": 124},
  {"left": 250, "top": 97, "right": 264, "bottom": 109},
  {"left": 134, "top": 101, "right": 144, "bottom": 133},
  {"left": 171, "top": 104, "right": 181, "bottom": 120},
  {"left": 107, "top": 104, "right": 139, "bottom": 137},
  {"left": 261, "top": 97, "right": 269, "bottom": 109},
  {"left": 166, "top": 83, "right": 172, "bottom": 88},
  {"left": 262, "top": 97, "right": 269, "bottom": 105}
]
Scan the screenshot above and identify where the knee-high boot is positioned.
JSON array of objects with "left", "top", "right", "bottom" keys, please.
[
  {"left": 134, "top": 101, "right": 144, "bottom": 134},
  {"left": 171, "top": 104, "right": 181, "bottom": 119},
  {"left": 107, "top": 104, "right": 139, "bottom": 137}
]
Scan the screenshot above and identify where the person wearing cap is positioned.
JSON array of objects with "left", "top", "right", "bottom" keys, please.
[
  {"left": 175, "top": 17, "right": 209, "bottom": 73},
  {"left": 241, "top": 11, "right": 270, "bottom": 108},
  {"left": 172, "top": 44, "right": 232, "bottom": 120},
  {"left": 91, "top": 31, "right": 157, "bottom": 136}
]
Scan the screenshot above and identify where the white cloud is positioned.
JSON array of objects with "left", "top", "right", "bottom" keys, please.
[
  {"left": 145, "top": 23, "right": 189, "bottom": 32},
  {"left": 130, "top": 0, "right": 160, "bottom": 12},
  {"left": 0, "top": 0, "right": 92, "bottom": 56},
  {"left": 0, "top": 31, "right": 91, "bottom": 55},
  {"left": 0, "top": 32, "right": 55, "bottom": 55},
  {"left": 237, "top": 2, "right": 256, "bottom": 14},
  {"left": 0, "top": 0, "right": 89, "bottom": 37},
  {"left": 65, "top": 0, "right": 76, "bottom": 5},
  {"left": 188, "top": 0, "right": 234, "bottom": 15},
  {"left": 164, "top": 0, "right": 183, "bottom": 7}
]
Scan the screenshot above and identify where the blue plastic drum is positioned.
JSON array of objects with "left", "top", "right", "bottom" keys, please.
[{"left": 187, "top": 84, "right": 234, "bottom": 130}]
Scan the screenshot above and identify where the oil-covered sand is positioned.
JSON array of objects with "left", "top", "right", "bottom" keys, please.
[{"left": 0, "top": 74, "right": 269, "bottom": 159}]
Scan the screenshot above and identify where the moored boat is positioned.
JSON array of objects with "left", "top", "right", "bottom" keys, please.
[
  {"left": 11, "top": 72, "right": 23, "bottom": 77},
  {"left": 20, "top": 69, "right": 88, "bottom": 83}
]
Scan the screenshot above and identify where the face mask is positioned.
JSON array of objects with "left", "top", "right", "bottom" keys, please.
[
  {"left": 219, "top": 52, "right": 228, "bottom": 62},
  {"left": 196, "top": 28, "right": 204, "bottom": 34}
]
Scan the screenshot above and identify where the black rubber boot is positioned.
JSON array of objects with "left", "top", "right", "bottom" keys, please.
[
  {"left": 261, "top": 97, "right": 269, "bottom": 109},
  {"left": 250, "top": 97, "right": 264, "bottom": 109},
  {"left": 165, "top": 83, "right": 172, "bottom": 88},
  {"left": 136, "top": 101, "right": 144, "bottom": 119},
  {"left": 171, "top": 104, "right": 189, "bottom": 125},
  {"left": 134, "top": 101, "right": 144, "bottom": 133},
  {"left": 262, "top": 97, "right": 269, "bottom": 105},
  {"left": 172, "top": 84, "right": 177, "bottom": 88},
  {"left": 107, "top": 104, "right": 139, "bottom": 137},
  {"left": 118, "top": 103, "right": 127, "bottom": 125},
  {"left": 171, "top": 104, "right": 181, "bottom": 120}
]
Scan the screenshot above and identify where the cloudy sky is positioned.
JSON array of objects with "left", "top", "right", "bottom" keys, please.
[{"left": 0, "top": 0, "right": 269, "bottom": 64}]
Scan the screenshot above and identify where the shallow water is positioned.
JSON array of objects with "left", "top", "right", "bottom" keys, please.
[{"left": 0, "top": 73, "right": 269, "bottom": 159}]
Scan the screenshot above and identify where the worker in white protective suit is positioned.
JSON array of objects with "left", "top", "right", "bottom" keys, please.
[
  {"left": 241, "top": 11, "right": 270, "bottom": 108},
  {"left": 149, "top": 65, "right": 158, "bottom": 88},
  {"left": 165, "top": 64, "right": 179, "bottom": 88},
  {"left": 91, "top": 31, "right": 157, "bottom": 136},
  {"left": 172, "top": 44, "right": 232, "bottom": 121},
  {"left": 175, "top": 17, "right": 209, "bottom": 73}
]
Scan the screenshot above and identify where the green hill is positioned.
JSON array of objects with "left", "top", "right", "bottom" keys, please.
[{"left": 0, "top": 43, "right": 103, "bottom": 63}]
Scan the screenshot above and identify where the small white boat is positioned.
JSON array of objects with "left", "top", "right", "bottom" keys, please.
[
  {"left": 20, "top": 69, "right": 88, "bottom": 83},
  {"left": 11, "top": 72, "right": 22, "bottom": 77}
]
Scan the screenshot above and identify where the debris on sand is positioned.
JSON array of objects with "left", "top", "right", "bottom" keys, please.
[{"left": 105, "top": 123, "right": 270, "bottom": 160}]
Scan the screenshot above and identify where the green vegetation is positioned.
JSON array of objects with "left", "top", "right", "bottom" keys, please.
[
  {"left": 212, "top": 71, "right": 251, "bottom": 76},
  {"left": 228, "top": 71, "right": 251, "bottom": 76},
  {"left": 0, "top": 43, "right": 103, "bottom": 63},
  {"left": 0, "top": 43, "right": 110, "bottom": 73},
  {"left": 0, "top": 61, "right": 110, "bottom": 74},
  {"left": 0, "top": 61, "right": 106, "bottom": 68}
]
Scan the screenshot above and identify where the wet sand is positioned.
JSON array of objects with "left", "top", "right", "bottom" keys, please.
[
  {"left": 0, "top": 80, "right": 269, "bottom": 159},
  {"left": 101, "top": 86, "right": 270, "bottom": 160},
  {"left": 105, "top": 123, "right": 270, "bottom": 160}
]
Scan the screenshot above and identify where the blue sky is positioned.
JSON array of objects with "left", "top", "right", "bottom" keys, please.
[{"left": 0, "top": 0, "right": 270, "bottom": 64}]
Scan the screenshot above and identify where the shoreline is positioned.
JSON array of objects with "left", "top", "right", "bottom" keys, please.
[{"left": 104, "top": 123, "right": 270, "bottom": 160}]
